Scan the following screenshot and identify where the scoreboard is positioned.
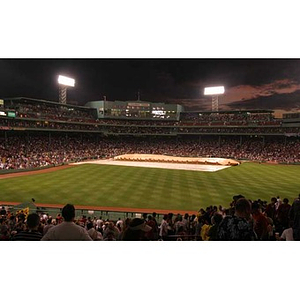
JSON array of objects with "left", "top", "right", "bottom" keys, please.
[{"left": 85, "top": 100, "right": 183, "bottom": 120}]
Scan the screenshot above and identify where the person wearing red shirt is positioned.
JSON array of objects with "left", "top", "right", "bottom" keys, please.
[
  {"left": 265, "top": 197, "right": 277, "bottom": 222},
  {"left": 252, "top": 201, "right": 269, "bottom": 240}
]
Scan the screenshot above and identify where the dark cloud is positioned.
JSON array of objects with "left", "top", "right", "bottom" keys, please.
[
  {"left": 226, "top": 90, "right": 300, "bottom": 111},
  {"left": 1, "top": 59, "right": 300, "bottom": 112}
]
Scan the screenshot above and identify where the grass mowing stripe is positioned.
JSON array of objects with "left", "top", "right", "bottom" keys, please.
[{"left": 1, "top": 163, "right": 300, "bottom": 211}]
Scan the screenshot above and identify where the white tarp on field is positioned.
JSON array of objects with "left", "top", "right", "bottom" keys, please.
[{"left": 72, "top": 159, "right": 231, "bottom": 172}]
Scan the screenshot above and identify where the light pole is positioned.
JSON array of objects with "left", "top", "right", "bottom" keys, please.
[
  {"left": 58, "top": 75, "right": 75, "bottom": 104},
  {"left": 204, "top": 86, "right": 225, "bottom": 112}
]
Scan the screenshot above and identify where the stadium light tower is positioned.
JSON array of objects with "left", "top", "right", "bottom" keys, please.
[
  {"left": 204, "top": 86, "right": 225, "bottom": 112},
  {"left": 58, "top": 75, "right": 75, "bottom": 104}
]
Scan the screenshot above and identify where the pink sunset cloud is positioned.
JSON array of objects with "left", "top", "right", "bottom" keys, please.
[{"left": 221, "top": 79, "right": 300, "bottom": 109}]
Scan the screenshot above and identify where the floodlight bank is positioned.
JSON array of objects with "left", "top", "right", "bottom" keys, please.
[
  {"left": 58, "top": 75, "right": 75, "bottom": 87},
  {"left": 204, "top": 86, "right": 225, "bottom": 95}
]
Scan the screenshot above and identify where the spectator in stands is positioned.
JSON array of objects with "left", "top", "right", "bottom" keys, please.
[
  {"left": 275, "top": 196, "right": 282, "bottom": 210},
  {"left": 276, "top": 198, "right": 291, "bottom": 233},
  {"left": 289, "top": 195, "right": 300, "bottom": 241},
  {"left": 96, "top": 217, "right": 104, "bottom": 233},
  {"left": 174, "top": 215, "right": 185, "bottom": 235},
  {"left": 0, "top": 223, "right": 10, "bottom": 241},
  {"left": 159, "top": 214, "right": 169, "bottom": 240},
  {"left": 103, "top": 221, "right": 119, "bottom": 240},
  {"left": 207, "top": 212, "right": 223, "bottom": 241},
  {"left": 56, "top": 213, "right": 63, "bottom": 225},
  {"left": 11, "top": 213, "right": 42, "bottom": 241},
  {"left": 265, "top": 197, "right": 277, "bottom": 222},
  {"left": 0, "top": 206, "right": 6, "bottom": 216},
  {"left": 43, "top": 218, "right": 54, "bottom": 235},
  {"left": 195, "top": 215, "right": 204, "bottom": 240},
  {"left": 0, "top": 217, "right": 10, "bottom": 241},
  {"left": 121, "top": 218, "right": 151, "bottom": 241},
  {"left": 200, "top": 217, "right": 211, "bottom": 241},
  {"left": 251, "top": 201, "right": 269, "bottom": 240},
  {"left": 167, "top": 213, "right": 175, "bottom": 238},
  {"left": 182, "top": 213, "right": 190, "bottom": 233},
  {"left": 87, "top": 222, "right": 103, "bottom": 240},
  {"left": 116, "top": 218, "right": 124, "bottom": 231},
  {"left": 176, "top": 225, "right": 189, "bottom": 241},
  {"left": 217, "top": 198, "right": 256, "bottom": 241},
  {"left": 280, "top": 221, "right": 294, "bottom": 241},
  {"left": 145, "top": 215, "right": 158, "bottom": 240},
  {"left": 41, "top": 204, "right": 92, "bottom": 241},
  {"left": 189, "top": 214, "right": 197, "bottom": 235},
  {"left": 14, "top": 214, "right": 27, "bottom": 233}
]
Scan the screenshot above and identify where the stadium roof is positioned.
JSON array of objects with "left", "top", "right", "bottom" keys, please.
[{"left": 3, "top": 97, "right": 95, "bottom": 110}]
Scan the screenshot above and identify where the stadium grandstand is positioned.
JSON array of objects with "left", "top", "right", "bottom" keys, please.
[
  {"left": 1, "top": 96, "right": 300, "bottom": 241},
  {"left": 0, "top": 97, "right": 300, "bottom": 168}
]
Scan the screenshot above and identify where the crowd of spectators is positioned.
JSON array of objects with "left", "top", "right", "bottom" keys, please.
[
  {"left": 1, "top": 116, "right": 296, "bottom": 135},
  {"left": 6, "top": 99, "right": 282, "bottom": 127},
  {"left": 1, "top": 135, "right": 300, "bottom": 170},
  {"left": 7, "top": 101, "right": 97, "bottom": 123},
  {"left": 1, "top": 194, "right": 300, "bottom": 241},
  {"left": 180, "top": 112, "right": 282, "bottom": 126}
]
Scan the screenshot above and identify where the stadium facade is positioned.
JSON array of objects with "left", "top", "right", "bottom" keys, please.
[
  {"left": 1, "top": 96, "right": 300, "bottom": 136},
  {"left": 1, "top": 96, "right": 300, "bottom": 171}
]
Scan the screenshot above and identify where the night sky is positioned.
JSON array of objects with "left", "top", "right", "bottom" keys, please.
[
  {"left": 1, "top": 59, "right": 300, "bottom": 117},
  {"left": 2, "top": 0, "right": 300, "bottom": 289}
]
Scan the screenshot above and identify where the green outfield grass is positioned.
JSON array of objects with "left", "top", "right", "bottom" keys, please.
[{"left": 0, "top": 162, "right": 300, "bottom": 212}]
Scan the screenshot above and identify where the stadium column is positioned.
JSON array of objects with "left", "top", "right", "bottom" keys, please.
[
  {"left": 240, "top": 135, "right": 242, "bottom": 146},
  {"left": 218, "top": 135, "right": 221, "bottom": 147}
]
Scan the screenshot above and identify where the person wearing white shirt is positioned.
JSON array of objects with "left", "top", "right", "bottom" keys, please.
[
  {"left": 42, "top": 204, "right": 92, "bottom": 241},
  {"left": 280, "top": 228, "right": 294, "bottom": 241},
  {"left": 159, "top": 214, "right": 169, "bottom": 240}
]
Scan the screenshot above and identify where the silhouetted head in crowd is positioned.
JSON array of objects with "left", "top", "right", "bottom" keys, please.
[
  {"left": 86, "top": 222, "right": 94, "bottom": 230},
  {"left": 168, "top": 213, "right": 174, "bottom": 222},
  {"left": 62, "top": 204, "right": 75, "bottom": 222},
  {"left": 283, "top": 198, "right": 289, "bottom": 204},
  {"left": 235, "top": 198, "right": 252, "bottom": 220},
  {"left": 233, "top": 194, "right": 245, "bottom": 202},
  {"left": 26, "top": 213, "right": 40, "bottom": 230},
  {"left": 122, "top": 218, "right": 151, "bottom": 241},
  {"left": 199, "top": 208, "right": 205, "bottom": 215},
  {"left": 231, "top": 194, "right": 245, "bottom": 208},
  {"left": 211, "top": 212, "right": 223, "bottom": 225},
  {"left": 271, "top": 197, "right": 277, "bottom": 205},
  {"left": 251, "top": 201, "right": 262, "bottom": 213}
]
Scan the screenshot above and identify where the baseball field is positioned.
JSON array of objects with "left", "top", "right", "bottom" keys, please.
[{"left": 0, "top": 160, "right": 300, "bottom": 213}]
